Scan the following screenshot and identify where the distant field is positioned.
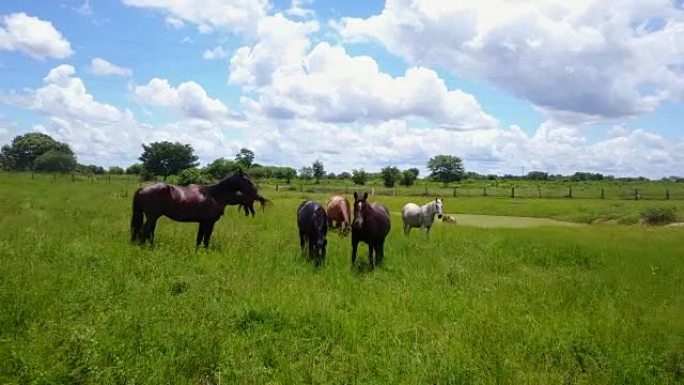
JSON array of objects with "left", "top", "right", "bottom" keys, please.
[{"left": 1, "top": 173, "right": 683, "bottom": 384}]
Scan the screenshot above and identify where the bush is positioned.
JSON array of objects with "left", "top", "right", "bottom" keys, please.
[
  {"left": 176, "top": 168, "right": 209, "bottom": 186},
  {"left": 640, "top": 207, "right": 677, "bottom": 225}
]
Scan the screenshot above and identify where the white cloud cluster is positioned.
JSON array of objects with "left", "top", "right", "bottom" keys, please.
[
  {"left": 121, "top": 0, "right": 268, "bottom": 34},
  {"left": 230, "top": 15, "right": 496, "bottom": 129},
  {"left": 338, "top": 0, "right": 684, "bottom": 120},
  {"left": 133, "top": 78, "right": 230, "bottom": 121},
  {"left": 0, "top": 13, "right": 73, "bottom": 59},
  {"left": 89, "top": 58, "right": 132, "bottom": 77}
]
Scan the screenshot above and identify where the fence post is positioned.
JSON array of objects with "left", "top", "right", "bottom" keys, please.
[
  {"left": 568, "top": 187, "right": 572, "bottom": 198},
  {"left": 372, "top": 187, "right": 375, "bottom": 196},
  {"left": 601, "top": 188, "right": 605, "bottom": 199},
  {"left": 666, "top": 189, "right": 670, "bottom": 200},
  {"left": 31, "top": 170, "right": 34, "bottom": 179},
  {"left": 424, "top": 186, "right": 428, "bottom": 196},
  {"left": 634, "top": 189, "right": 640, "bottom": 200},
  {"left": 71, "top": 172, "right": 75, "bottom": 182},
  {"left": 537, "top": 186, "right": 542, "bottom": 198},
  {"left": 300, "top": 184, "right": 303, "bottom": 192},
  {"left": 453, "top": 187, "right": 457, "bottom": 197},
  {"left": 276, "top": 184, "right": 279, "bottom": 191},
  {"left": 483, "top": 187, "right": 487, "bottom": 197},
  {"left": 511, "top": 187, "right": 515, "bottom": 198},
  {"left": 392, "top": 188, "right": 395, "bottom": 196}
]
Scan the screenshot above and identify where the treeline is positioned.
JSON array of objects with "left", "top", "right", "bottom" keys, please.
[{"left": 2, "top": 133, "right": 682, "bottom": 185}]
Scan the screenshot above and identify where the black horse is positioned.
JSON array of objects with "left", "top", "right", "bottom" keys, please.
[
  {"left": 226, "top": 190, "right": 269, "bottom": 217},
  {"left": 351, "top": 192, "right": 391, "bottom": 269},
  {"left": 297, "top": 200, "right": 328, "bottom": 266},
  {"left": 131, "top": 170, "right": 259, "bottom": 248}
]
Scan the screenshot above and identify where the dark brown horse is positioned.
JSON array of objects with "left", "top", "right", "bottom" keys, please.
[
  {"left": 326, "top": 195, "right": 351, "bottom": 234},
  {"left": 297, "top": 200, "right": 328, "bottom": 266},
  {"left": 130, "top": 170, "right": 259, "bottom": 248},
  {"left": 351, "top": 192, "right": 391, "bottom": 269}
]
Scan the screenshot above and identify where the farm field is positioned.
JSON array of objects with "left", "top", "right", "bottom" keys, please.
[{"left": 1, "top": 174, "right": 683, "bottom": 384}]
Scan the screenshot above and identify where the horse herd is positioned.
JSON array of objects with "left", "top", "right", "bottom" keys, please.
[{"left": 130, "top": 171, "right": 450, "bottom": 269}]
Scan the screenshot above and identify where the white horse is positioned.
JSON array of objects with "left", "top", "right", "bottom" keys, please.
[{"left": 401, "top": 198, "right": 444, "bottom": 238}]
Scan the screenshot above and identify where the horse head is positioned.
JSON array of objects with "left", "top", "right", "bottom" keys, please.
[
  {"left": 352, "top": 191, "right": 369, "bottom": 229},
  {"left": 435, "top": 197, "right": 444, "bottom": 219}
]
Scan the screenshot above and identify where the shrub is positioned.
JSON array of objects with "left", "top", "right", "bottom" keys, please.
[{"left": 640, "top": 207, "right": 677, "bottom": 225}]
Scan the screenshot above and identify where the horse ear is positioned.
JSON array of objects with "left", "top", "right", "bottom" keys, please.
[
  {"left": 353, "top": 192, "right": 358, "bottom": 200},
  {"left": 362, "top": 192, "right": 368, "bottom": 200}
]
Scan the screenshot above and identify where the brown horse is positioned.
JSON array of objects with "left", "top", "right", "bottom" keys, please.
[
  {"left": 130, "top": 170, "right": 259, "bottom": 248},
  {"left": 326, "top": 195, "right": 351, "bottom": 234},
  {"left": 351, "top": 192, "right": 391, "bottom": 269}
]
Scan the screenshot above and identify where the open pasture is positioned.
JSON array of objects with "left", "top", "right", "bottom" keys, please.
[{"left": 1, "top": 174, "right": 683, "bottom": 384}]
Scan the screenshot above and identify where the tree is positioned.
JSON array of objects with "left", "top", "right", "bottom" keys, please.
[
  {"left": 108, "top": 166, "right": 124, "bottom": 174},
  {"left": 299, "top": 166, "right": 313, "bottom": 180},
  {"left": 338, "top": 171, "right": 352, "bottom": 180},
  {"left": 381, "top": 166, "right": 402, "bottom": 188},
  {"left": 272, "top": 167, "right": 296, "bottom": 183},
  {"left": 400, "top": 168, "right": 419, "bottom": 187},
  {"left": 1, "top": 132, "right": 74, "bottom": 171},
  {"left": 126, "top": 163, "right": 143, "bottom": 174},
  {"left": 427, "top": 155, "right": 465, "bottom": 185},
  {"left": 352, "top": 169, "right": 367, "bottom": 185},
  {"left": 204, "top": 158, "right": 241, "bottom": 180},
  {"left": 312, "top": 160, "right": 325, "bottom": 184},
  {"left": 526, "top": 171, "right": 548, "bottom": 180},
  {"left": 235, "top": 148, "right": 255, "bottom": 168},
  {"left": 139, "top": 141, "right": 198, "bottom": 181},
  {"left": 176, "top": 168, "right": 209, "bottom": 186},
  {"left": 33, "top": 149, "right": 77, "bottom": 173},
  {"left": 78, "top": 164, "right": 105, "bottom": 174}
]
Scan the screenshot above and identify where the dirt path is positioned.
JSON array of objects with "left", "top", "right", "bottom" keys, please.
[{"left": 393, "top": 212, "right": 584, "bottom": 228}]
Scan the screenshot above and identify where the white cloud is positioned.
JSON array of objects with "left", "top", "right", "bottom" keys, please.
[
  {"left": 229, "top": 15, "right": 496, "bottom": 128},
  {"left": 0, "top": 13, "right": 73, "bottom": 59},
  {"left": 165, "top": 16, "right": 184, "bottom": 29},
  {"left": 89, "top": 58, "right": 133, "bottom": 77},
  {"left": 286, "top": 0, "right": 315, "bottom": 19},
  {"left": 133, "top": 78, "right": 230, "bottom": 121},
  {"left": 203, "top": 45, "right": 229, "bottom": 60},
  {"left": 229, "top": 14, "right": 319, "bottom": 89},
  {"left": 338, "top": 0, "right": 684, "bottom": 121},
  {"left": 121, "top": 0, "right": 268, "bottom": 34},
  {"left": 73, "top": 0, "right": 93, "bottom": 17}
]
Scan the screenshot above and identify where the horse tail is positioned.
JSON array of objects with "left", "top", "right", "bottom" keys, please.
[{"left": 130, "top": 189, "right": 144, "bottom": 242}]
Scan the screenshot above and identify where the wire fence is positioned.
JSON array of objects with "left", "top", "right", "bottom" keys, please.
[{"left": 6, "top": 172, "right": 684, "bottom": 200}]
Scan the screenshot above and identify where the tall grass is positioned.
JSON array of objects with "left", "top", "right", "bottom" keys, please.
[{"left": 0, "top": 174, "right": 683, "bottom": 384}]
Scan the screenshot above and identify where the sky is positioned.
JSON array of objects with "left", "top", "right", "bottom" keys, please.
[{"left": 0, "top": 0, "right": 683, "bottom": 178}]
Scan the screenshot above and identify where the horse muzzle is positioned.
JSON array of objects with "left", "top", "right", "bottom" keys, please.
[{"left": 438, "top": 214, "right": 443, "bottom": 219}]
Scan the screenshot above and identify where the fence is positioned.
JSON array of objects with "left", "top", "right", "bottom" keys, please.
[
  {"left": 5, "top": 172, "right": 684, "bottom": 200},
  {"left": 266, "top": 182, "right": 684, "bottom": 201}
]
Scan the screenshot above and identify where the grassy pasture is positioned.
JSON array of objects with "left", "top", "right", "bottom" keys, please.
[{"left": 1, "top": 173, "right": 683, "bottom": 384}]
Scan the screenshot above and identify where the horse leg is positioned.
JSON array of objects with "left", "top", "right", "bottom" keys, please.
[
  {"left": 368, "top": 243, "right": 375, "bottom": 269},
  {"left": 196, "top": 222, "right": 206, "bottom": 249},
  {"left": 147, "top": 216, "right": 158, "bottom": 245},
  {"left": 203, "top": 221, "right": 215, "bottom": 248},
  {"left": 426, "top": 225, "right": 431, "bottom": 240},
  {"left": 375, "top": 241, "right": 385, "bottom": 265},
  {"left": 299, "top": 231, "right": 306, "bottom": 251},
  {"left": 248, "top": 204, "right": 255, "bottom": 217},
  {"left": 351, "top": 236, "right": 359, "bottom": 266},
  {"left": 403, "top": 222, "right": 409, "bottom": 236}
]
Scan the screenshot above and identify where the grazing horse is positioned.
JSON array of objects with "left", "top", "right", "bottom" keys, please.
[
  {"left": 297, "top": 200, "right": 328, "bottom": 266},
  {"left": 442, "top": 214, "right": 457, "bottom": 224},
  {"left": 351, "top": 192, "right": 391, "bottom": 269},
  {"left": 401, "top": 198, "right": 444, "bottom": 238},
  {"left": 226, "top": 191, "right": 269, "bottom": 217},
  {"left": 326, "top": 195, "right": 351, "bottom": 234},
  {"left": 130, "top": 170, "right": 259, "bottom": 248}
]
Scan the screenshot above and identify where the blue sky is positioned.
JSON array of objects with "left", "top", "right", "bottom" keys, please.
[{"left": 1, "top": 0, "right": 683, "bottom": 177}]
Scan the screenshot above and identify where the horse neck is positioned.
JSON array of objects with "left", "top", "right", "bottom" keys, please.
[{"left": 424, "top": 202, "right": 438, "bottom": 217}]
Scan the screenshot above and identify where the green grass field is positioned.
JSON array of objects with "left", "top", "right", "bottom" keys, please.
[{"left": 1, "top": 174, "right": 683, "bottom": 384}]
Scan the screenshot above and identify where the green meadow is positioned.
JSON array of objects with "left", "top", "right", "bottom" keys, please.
[{"left": 1, "top": 173, "right": 683, "bottom": 384}]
